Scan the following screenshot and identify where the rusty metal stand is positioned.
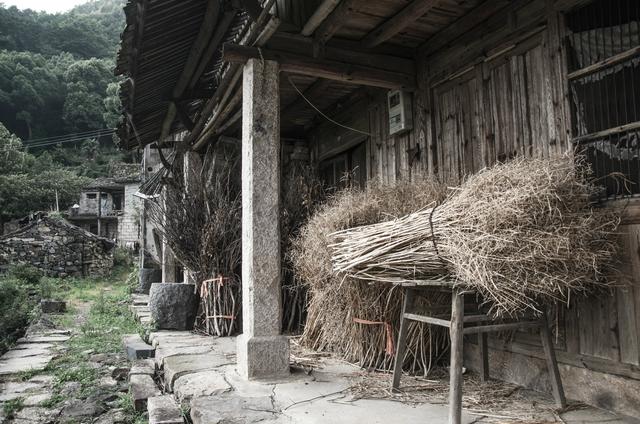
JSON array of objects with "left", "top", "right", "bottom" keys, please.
[{"left": 391, "top": 281, "right": 566, "bottom": 424}]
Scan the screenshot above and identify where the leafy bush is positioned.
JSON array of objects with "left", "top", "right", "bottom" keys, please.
[
  {"left": 7, "top": 263, "right": 43, "bottom": 285},
  {"left": 113, "top": 247, "right": 133, "bottom": 268},
  {"left": 0, "top": 279, "right": 34, "bottom": 352}
]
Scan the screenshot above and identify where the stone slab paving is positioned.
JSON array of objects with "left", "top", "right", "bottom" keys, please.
[
  {"left": 163, "top": 353, "right": 234, "bottom": 392},
  {"left": 0, "top": 330, "right": 68, "bottom": 376},
  {"left": 173, "top": 370, "right": 231, "bottom": 403},
  {"left": 147, "top": 395, "right": 184, "bottom": 424},
  {"left": 147, "top": 330, "right": 640, "bottom": 424}
]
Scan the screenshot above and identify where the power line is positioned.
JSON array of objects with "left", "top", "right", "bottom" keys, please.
[
  {"left": 0, "top": 132, "right": 119, "bottom": 153},
  {"left": 22, "top": 129, "right": 116, "bottom": 146},
  {"left": 22, "top": 128, "right": 116, "bottom": 145}
]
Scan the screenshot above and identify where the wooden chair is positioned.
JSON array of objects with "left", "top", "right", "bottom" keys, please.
[{"left": 391, "top": 280, "right": 566, "bottom": 424}]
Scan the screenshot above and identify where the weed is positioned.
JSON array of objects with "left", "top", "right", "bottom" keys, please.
[{"left": 3, "top": 397, "right": 24, "bottom": 418}]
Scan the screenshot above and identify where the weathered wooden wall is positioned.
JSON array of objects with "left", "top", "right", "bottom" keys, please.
[{"left": 306, "top": 0, "right": 640, "bottom": 417}]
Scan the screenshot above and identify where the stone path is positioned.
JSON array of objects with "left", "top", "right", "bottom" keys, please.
[
  {"left": 148, "top": 329, "right": 640, "bottom": 424},
  {"left": 127, "top": 292, "right": 640, "bottom": 424},
  {"left": 0, "top": 330, "right": 69, "bottom": 376}
]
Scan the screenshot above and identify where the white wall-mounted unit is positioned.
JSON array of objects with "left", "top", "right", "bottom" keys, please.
[{"left": 387, "top": 90, "right": 413, "bottom": 135}]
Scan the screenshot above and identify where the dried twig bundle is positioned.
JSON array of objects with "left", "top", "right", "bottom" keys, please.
[
  {"left": 291, "top": 176, "right": 449, "bottom": 372},
  {"left": 331, "top": 156, "right": 620, "bottom": 317},
  {"left": 147, "top": 146, "right": 242, "bottom": 336}
]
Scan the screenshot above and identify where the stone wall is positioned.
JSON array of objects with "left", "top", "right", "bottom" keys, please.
[{"left": 0, "top": 217, "right": 114, "bottom": 278}]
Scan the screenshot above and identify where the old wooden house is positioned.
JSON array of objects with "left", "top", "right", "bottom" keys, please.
[{"left": 116, "top": 0, "right": 640, "bottom": 418}]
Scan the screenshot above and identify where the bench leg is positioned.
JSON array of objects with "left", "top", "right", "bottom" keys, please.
[
  {"left": 478, "top": 332, "right": 489, "bottom": 382},
  {"left": 449, "top": 289, "right": 464, "bottom": 424},
  {"left": 391, "top": 288, "right": 414, "bottom": 391},
  {"left": 540, "top": 311, "right": 567, "bottom": 409}
]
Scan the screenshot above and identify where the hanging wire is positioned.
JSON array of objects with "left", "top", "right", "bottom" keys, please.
[{"left": 286, "top": 75, "right": 372, "bottom": 137}]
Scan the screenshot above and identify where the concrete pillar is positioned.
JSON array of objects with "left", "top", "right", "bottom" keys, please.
[{"left": 237, "top": 58, "right": 289, "bottom": 380}]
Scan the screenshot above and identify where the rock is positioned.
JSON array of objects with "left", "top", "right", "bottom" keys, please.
[
  {"left": 129, "top": 359, "right": 155, "bottom": 378},
  {"left": 139, "top": 268, "right": 162, "bottom": 294},
  {"left": 123, "top": 334, "right": 155, "bottom": 360},
  {"left": 148, "top": 395, "right": 184, "bottom": 424},
  {"left": 149, "top": 283, "right": 198, "bottom": 330},
  {"left": 93, "top": 408, "right": 128, "bottom": 424},
  {"left": 61, "top": 399, "right": 105, "bottom": 419},
  {"left": 174, "top": 370, "right": 231, "bottom": 403},
  {"left": 40, "top": 299, "right": 66, "bottom": 313},
  {"left": 111, "top": 367, "right": 130, "bottom": 381},
  {"left": 22, "top": 392, "right": 52, "bottom": 407},
  {"left": 190, "top": 396, "right": 279, "bottom": 424},
  {"left": 163, "top": 353, "right": 234, "bottom": 392},
  {"left": 60, "top": 381, "right": 82, "bottom": 397},
  {"left": 14, "top": 406, "right": 61, "bottom": 423},
  {"left": 129, "top": 374, "right": 160, "bottom": 412},
  {"left": 90, "top": 353, "right": 110, "bottom": 363}
]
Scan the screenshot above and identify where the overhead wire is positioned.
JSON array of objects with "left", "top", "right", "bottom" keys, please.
[
  {"left": 22, "top": 128, "right": 116, "bottom": 145},
  {"left": 0, "top": 129, "right": 116, "bottom": 153}
]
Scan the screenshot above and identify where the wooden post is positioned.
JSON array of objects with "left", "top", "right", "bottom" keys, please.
[
  {"left": 478, "top": 333, "right": 489, "bottom": 381},
  {"left": 391, "top": 288, "right": 415, "bottom": 391},
  {"left": 97, "top": 190, "right": 102, "bottom": 236},
  {"left": 540, "top": 309, "right": 567, "bottom": 409},
  {"left": 449, "top": 289, "right": 464, "bottom": 424}
]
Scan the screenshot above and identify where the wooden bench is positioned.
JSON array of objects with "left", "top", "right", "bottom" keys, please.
[{"left": 391, "top": 280, "right": 566, "bottom": 424}]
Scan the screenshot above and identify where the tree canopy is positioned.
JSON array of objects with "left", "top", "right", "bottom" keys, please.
[{"left": 0, "top": 0, "right": 132, "bottom": 223}]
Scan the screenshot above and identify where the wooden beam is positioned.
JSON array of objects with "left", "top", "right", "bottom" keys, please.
[
  {"left": 418, "top": 0, "right": 510, "bottom": 57},
  {"left": 301, "top": 0, "right": 341, "bottom": 36},
  {"left": 223, "top": 43, "right": 416, "bottom": 90},
  {"left": 158, "top": 0, "right": 220, "bottom": 143},
  {"left": 314, "top": 0, "right": 366, "bottom": 44},
  {"left": 269, "top": 32, "right": 416, "bottom": 75},
  {"left": 362, "top": 0, "right": 439, "bottom": 48},
  {"left": 187, "top": 5, "right": 279, "bottom": 149},
  {"left": 188, "top": 9, "right": 237, "bottom": 91},
  {"left": 567, "top": 46, "right": 640, "bottom": 81}
]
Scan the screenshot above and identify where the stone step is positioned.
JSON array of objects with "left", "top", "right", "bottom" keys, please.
[
  {"left": 163, "top": 353, "right": 234, "bottom": 393},
  {"left": 129, "top": 359, "right": 156, "bottom": 378},
  {"left": 148, "top": 395, "right": 184, "bottom": 424},
  {"left": 123, "top": 334, "right": 155, "bottom": 360},
  {"left": 129, "top": 374, "right": 161, "bottom": 412},
  {"left": 131, "top": 294, "right": 150, "bottom": 306}
]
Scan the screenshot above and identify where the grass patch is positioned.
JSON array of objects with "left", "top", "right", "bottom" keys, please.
[
  {"left": 2, "top": 397, "right": 24, "bottom": 419},
  {"left": 44, "top": 281, "right": 143, "bottom": 404}
]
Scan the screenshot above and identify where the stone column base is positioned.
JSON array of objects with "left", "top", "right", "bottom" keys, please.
[{"left": 237, "top": 334, "right": 290, "bottom": 380}]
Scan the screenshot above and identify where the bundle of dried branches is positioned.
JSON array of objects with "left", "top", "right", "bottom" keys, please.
[
  {"left": 331, "top": 156, "right": 620, "bottom": 317},
  {"left": 291, "top": 176, "right": 449, "bottom": 373},
  {"left": 147, "top": 145, "right": 242, "bottom": 336},
  {"left": 281, "top": 159, "right": 324, "bottom": 334}
]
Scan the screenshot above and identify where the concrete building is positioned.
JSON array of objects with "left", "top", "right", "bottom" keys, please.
[{"left": 68, "top": 163, "right": 142, "bottom": 249}]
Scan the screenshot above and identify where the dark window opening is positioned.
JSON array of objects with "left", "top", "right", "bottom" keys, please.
[
  {"left": 86, "top": 193, "right": 97, "bottom": 199},
  {"left": 566, "top": 0, "right": 640, "bottom": 200},
  {"left": 319, "top": 141, "right": 367, "bottom": 190},
  {"left": 112, "top": 193, "right": 123, "bottom": 210}
]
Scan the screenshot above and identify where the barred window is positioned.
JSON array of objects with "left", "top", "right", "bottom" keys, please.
[{"left": 566, "top": 0, "right": 640, "bottom": 200}]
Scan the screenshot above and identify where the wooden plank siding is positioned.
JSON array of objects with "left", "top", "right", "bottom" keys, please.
[{"left": 305, "top": 0, "right": 640, "bottom": 416}]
